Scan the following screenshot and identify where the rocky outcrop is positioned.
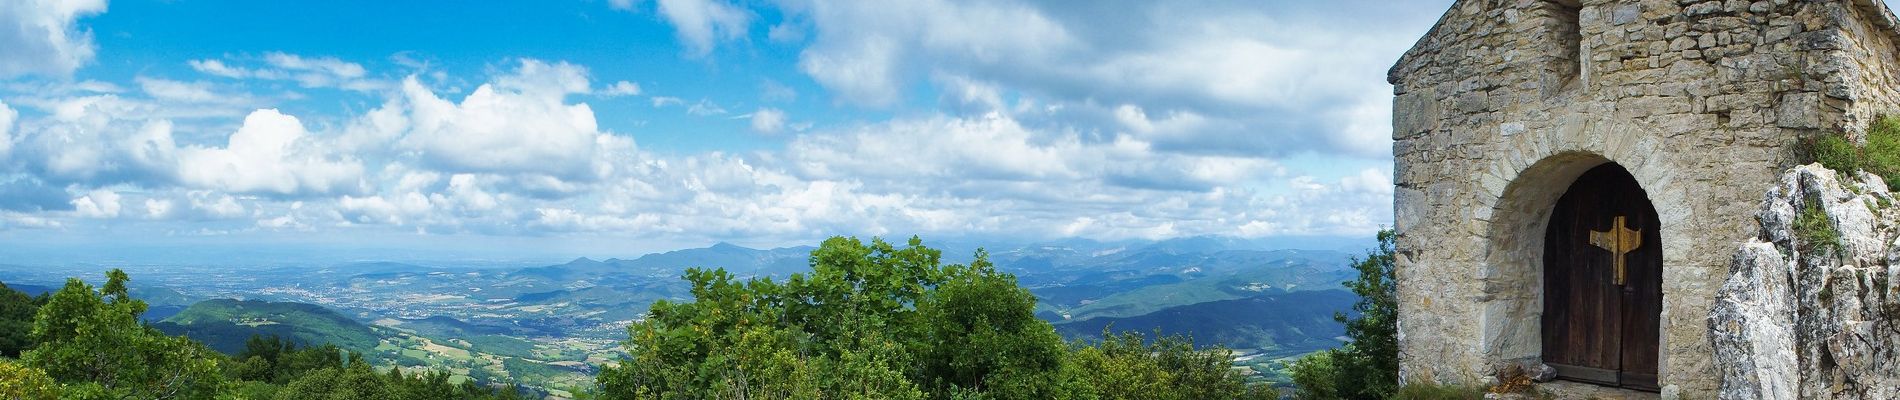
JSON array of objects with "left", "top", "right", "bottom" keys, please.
[{"left": 1713, "top": 165, "right": 1900, "bottom": 399}]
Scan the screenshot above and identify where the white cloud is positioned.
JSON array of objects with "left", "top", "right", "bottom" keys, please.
[
  {"left": 601, "top": 80, "right": 642, "bottom": 97},
  {"left": 398, "top": 60, "right": 607, "bottom": 179},
  {"left": 189, "top": 52, "right": 386, "bottom": 91},
  {"left": 143, "top": 198, "right": 173, "bottom": 219},
  {"left": 760, "top": 80, "right": 796, "bottom": 102},
  {"left": 137, "top": 77, "right": 222, "bottom": 103},
  {"left": 0, "top": 0, "right": 107, "bottom": 78},
  {"left": 652, "top": 0, "right": 751, "bottom": 56},
  {"left": 685, "top": 99, "right": 727, "bottom": 116},
  {"left": 264, "top": 52, "right": 366, "bottom": 79},
  {"left": 492, "top": 59, "right": 590, "bottom": 97},
  {"left": 188, "top": 191, "right": 246, "bottom": 219},
  {"left": 187, "top": 59, "right": 247, "bottom": 79},
  {"left": 0, "top": 100, "right": 16, "bottom": 157},
  {"left": 15, "top": 95, "right": 179, "bottom": 184},
  {"left": 0, "top": 42, "right": 1399, "bottom": 244},
  {"left": 71, "top": 189, "right": 119, "bottom": 218},
  {"left": 789, "top": 0, "right": 1074, "bottom": 107},
  {"left": 176, "top": 109, "right": 365, "bottom": 196},
  {"left": 775, "top": 0, "right": 1438, "bottom": 158},
  {"left": 749, "top": 107, "right": 785, "bottom": 133}
]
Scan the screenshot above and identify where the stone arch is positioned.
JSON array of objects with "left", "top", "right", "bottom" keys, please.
[{"left": 1469, "top": 118, "right": 1693, "bottom": 380}]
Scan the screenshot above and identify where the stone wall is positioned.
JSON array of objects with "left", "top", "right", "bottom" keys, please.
[
  {"left": 1388, "top": 0, "right": 1900, "bottom": 397},
  {"left": 1837, "top": 0, "right": 1900, "bottom": 135}
]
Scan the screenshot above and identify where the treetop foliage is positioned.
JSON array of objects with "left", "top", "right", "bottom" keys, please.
[{"left": 597, "top": 235, "right": 1274, "bottom": 400}]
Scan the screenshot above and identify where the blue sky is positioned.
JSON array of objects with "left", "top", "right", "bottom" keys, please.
[{"left": 0, "top": 0, "right": 1449, "bottom": 262}]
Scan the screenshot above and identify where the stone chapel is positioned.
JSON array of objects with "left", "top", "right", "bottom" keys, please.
[{"left": 1389, "top": 0, "right": 1900, "bottom": 397}]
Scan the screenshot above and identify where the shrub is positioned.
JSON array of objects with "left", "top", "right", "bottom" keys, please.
[{"left": 0, "top": 360, "right": 59, "bottom": 400}]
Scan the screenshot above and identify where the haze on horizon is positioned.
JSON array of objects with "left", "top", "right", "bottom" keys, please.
[{"left": 0, "top": 0, "right": 1452, "bottom": 263}]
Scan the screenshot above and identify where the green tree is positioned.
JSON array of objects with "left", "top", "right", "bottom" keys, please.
[
  {"left": 913, "top": 251, "right": 1069, "bottom": 397},
  {"left": 23, "top": 269, "right": 224, "bottom": 400},
  {"left": 1289, "top": 229, "right": 1399, "bottom": 399},
  {"left": 0, "top": 281, "right": 40, "bottom": 357},
  {"left": 598, "top": 235, "right": 1262, "bottom": 400}
]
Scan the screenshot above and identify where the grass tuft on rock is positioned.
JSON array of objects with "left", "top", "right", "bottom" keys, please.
[
  {"left": 1795, "top": 194, "right": 1841, "bottom": 255},
  {"left": 1795, "top": 115, "right": 1900, "bottom": 192}
]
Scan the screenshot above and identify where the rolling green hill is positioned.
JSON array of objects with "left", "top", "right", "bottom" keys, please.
[
  {"left": 153, "top": 299, "right": 382, "bottom": 355},
  {"left": 1053, "top": 289, "right": 1356, "bottom": 358}
]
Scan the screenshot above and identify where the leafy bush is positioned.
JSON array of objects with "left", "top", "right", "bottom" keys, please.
[{"left": 0, "top": 359, "right": 59, "bottom": 400}]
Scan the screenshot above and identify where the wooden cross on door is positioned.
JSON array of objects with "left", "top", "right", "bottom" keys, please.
[{"left": 1589, "top": 215, "right": 1643, "bottom": 286}]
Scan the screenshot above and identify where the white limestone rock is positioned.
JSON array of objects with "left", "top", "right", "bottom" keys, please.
[{"left": 1713, "top": 164, "right": 1900, "bottom": 399}]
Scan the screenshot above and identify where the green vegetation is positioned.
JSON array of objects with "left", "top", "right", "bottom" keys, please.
[
  {"left": 1797, "top": 115, "right": 1900, "bottom": 191},
  {"left": 1796, "top": 194, "right": 1842, "bottom": 254},
  {"left": 596, "top": 236, "right": 1276, "bottom": 400},
  {"left": 3, "top": 269, "right": 538, "bottom": 399},
  {"left": 0, "top": 359, "right": 59, "bottom": 400},
  {"left": 1289, "top": 229, "right": 1399, "bottom": 400},
  {"left": 0, "top": 281, "right": 43, "bottom": 357},
  {"left": 24, "top": 269, "right": 225, "bottom": 399}
]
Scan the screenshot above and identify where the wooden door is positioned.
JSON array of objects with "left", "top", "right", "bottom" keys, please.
[{"left": 1541, "top": 163, "right": 1661, "bottom": 391}]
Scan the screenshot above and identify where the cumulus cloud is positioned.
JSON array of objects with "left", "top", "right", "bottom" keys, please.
[
  {"left": 398, "top": 60, "right": 607, "bottom": 179},
  {"left": 12, "top": 95, "right": 179, "bottom": 184},
  {"left": 70, "top": 189, "right": 119, "bottom": 218},
  {"left": 769, "top": 0, "right": 1438, "bottom": 157},
  {"left": 176, "top": 109, "right": 365, "bottom": 196},
  {"left": 0, "top": 45, "right": 1396, "bottom": 244},
  {"left": 0, "top": 0, "right": 107, "bottom": 78}
]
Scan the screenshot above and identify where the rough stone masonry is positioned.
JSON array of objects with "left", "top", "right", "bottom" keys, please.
[{"left": 1389, "top": 0, "right": 1900, "bottom": 398}]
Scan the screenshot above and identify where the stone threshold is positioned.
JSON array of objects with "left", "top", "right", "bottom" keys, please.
[{"left": 1490, "top": 381, "right": 1661, "bottom": 400}]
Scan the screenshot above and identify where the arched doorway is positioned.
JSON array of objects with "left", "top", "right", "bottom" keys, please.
[{"left": 1541, "top": 163, "right": 1661, "bottom": 391}]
